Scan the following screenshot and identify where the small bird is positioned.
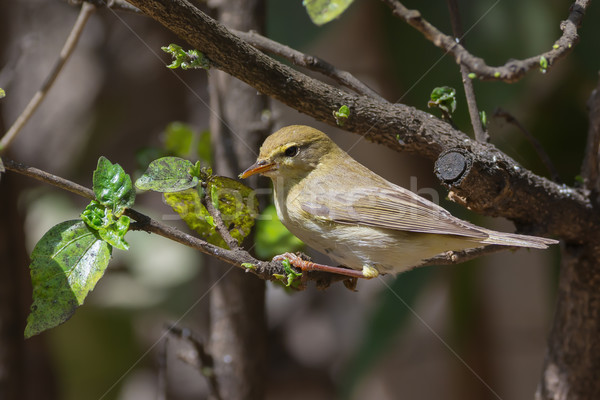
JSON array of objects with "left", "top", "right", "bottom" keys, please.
[{"left": 240, "top": 125, "right": 557, "bottom": 278}]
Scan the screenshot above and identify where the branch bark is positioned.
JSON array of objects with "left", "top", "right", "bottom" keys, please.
[{"left": 382, "top": 0, "right": 589, "bottom": 83}]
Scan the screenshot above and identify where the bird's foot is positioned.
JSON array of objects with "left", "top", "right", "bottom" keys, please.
[{"left": 272, "top": 252, "right": 377, "bottom": 279}]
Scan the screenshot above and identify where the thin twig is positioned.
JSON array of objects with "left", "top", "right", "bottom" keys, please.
[
  {"left": 493, "top": 108, "right": 560, "bottom": 182},
  {"left": 165, "top": 324, "right": 222, "bottom": 400},
  {"left": 0, "top": 2, "right": 96, "bottom": 153},
  {"left": 446, "top": 0, "right": 488, "bottom": 143},
  {"left": 381, "top": 0, "right": 589, "bottom": 83},
  {"left": 2, "top": 158, "right": 356, "bottom": 287},
  {"left": 232, "top": 29, "right": 387, "bottom": 102},
  {"left": 420, "top": 245, "right": 517, "bottom": 267},
  {"left": 201, "top": 181, "right": 240, "bottom": 250}
]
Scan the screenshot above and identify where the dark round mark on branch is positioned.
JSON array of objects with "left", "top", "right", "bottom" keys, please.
[{"left": 434, "top": 148, "right": 472, "bottom": 185}]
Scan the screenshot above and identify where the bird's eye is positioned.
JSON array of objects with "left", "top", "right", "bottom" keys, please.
[{"left": 284, "top": 145, "right": 299, "bottom": 157}]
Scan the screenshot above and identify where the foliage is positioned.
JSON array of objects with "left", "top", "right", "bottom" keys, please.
[
  {"left": 163, "top": 176, "right": 258, "bottom": 248},
  {"left": 25, "top": 220, "right": 111, "bottom": 338},
  {"left": 428, "top": 86, "right": 457, "bottom": 115},
  {"left": 161, "top": 43, "right": 210, "bottom": 70},
  {"left": 26, "top": 157, "right": 136, "bottom": 337},
  {"left": 333, "top": 104, "right": 350, "bottom": 126},
  {"left": 136, "top": 157, "right": 199, "bottom": 192},
  {"left": 303, "top": 0, "right": 355, "bottom": 25}
]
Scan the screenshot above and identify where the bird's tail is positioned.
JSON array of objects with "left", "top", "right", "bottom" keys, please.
[{"left": 482, "top": 230, "right": 558, "bottom": 249}]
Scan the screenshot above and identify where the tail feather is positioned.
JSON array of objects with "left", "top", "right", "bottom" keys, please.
[{"left": 482, "top": 231, "right": 558, "bottom": 249}]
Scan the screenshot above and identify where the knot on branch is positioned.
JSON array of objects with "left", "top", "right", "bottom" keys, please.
[{"left": 434, "top": 148, "right": 472, "bottom": 185}]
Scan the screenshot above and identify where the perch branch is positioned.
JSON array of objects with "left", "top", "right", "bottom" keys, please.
[
  {"left": 381, "top": 0, "right": 589, "bottom": 83},
  {"left": 0, "top": 2, "right": 96, "bottom": 153},
  {"left": 2, "top": 159, "right": 356, "bottom": 287},
  {"left": 446, "top": 0, "right": 488, "bottom": 143},
  {"left": 123, "top": 0, "right": 592, "bottom": 243},
  {"left": 231, "top": 29, "right": 387, "bottom": 102}
]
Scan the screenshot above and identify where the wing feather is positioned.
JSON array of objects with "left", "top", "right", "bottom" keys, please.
[{"left": 301, "top": 185, "right": 488, "bottom": 239}]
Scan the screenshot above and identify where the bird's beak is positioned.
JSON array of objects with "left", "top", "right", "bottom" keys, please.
[{"left": 239, "top": 159, "right": 275, "bottom": 179}]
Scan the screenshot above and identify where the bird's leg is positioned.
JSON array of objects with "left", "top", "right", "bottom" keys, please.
[{"left": 272, "top": 253, "right": 377, "bottom": 279}]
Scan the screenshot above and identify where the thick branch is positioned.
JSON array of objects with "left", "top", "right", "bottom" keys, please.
[
  {"left": 124, "top": 0, "right": 593, "bottom": 242},
  {"left": 382, "top": 0, "right": 588, "bottom": 83},
  {"left": 232, "top": 29, "right": 387, "bottom": 102}
]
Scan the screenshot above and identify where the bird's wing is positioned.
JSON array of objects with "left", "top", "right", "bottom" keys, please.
[{"left": 301, "top": 185, "right": 488, "bottom": 239}]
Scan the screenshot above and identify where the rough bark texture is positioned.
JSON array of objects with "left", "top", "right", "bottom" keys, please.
[
  {"left": 207, "top": 1, "right": 268, "bottom": 399},
  {"left": 536, "top": 243, "right": 600, "bottom": 400}
]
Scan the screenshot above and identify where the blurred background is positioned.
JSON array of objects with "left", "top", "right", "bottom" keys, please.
[{"left": 1, "top": 0, "right": 597, "bottom": 399}]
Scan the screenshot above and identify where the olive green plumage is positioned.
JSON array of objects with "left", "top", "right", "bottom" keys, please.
[{"left": 241, "top": 125, "right": 557, "bottom": 275}]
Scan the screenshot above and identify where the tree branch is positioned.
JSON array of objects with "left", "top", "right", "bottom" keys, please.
[
  {"left": 2, "top": 158, "right": 356, "bottom": 288},
  {"left": 446, "top": 0, "right": 488, "bottom": 143},
  {"left": 0, "top": 2, "right": 96, "bottom": 153},
  {"left": 420, "top": 245, "right": 518, "bottom": 267},
  {"left": 231, "top": 29, "right": 387, "bottom": 102},
  {"left": 381, "top": 0, "right": 588, "bottom": 83},
  {"left": 123, "top": 0, "right": 592, "bottom": 243}
]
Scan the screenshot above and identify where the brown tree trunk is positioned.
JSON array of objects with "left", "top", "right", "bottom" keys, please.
[
  {"left": 207, "top": 1, "right": 269, "bottom": 399},
  {"left": 536, "top": 244, "right": 600, "bottom": 400},
  {"left": 537, "top": 80, "right": 600, "bottom": 400},
  {"left": 0, "top": 173, "right": 58, "bottom": 400}
]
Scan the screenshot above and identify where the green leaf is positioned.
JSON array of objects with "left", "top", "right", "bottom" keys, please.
[
  {"left": 81, "top": 201, "right": 130, "bottom": 250},
  {"left": 135, "top": 157, "right": 198, "bottom": 192},
  {"left": 303, "top": 0, "right": 354, "bottom": 25},
  {"left": 539, "top": 56, "right": 548, "bottom": 73},
  {"left": 254, "top": 205, "right": 304, "bottom": 259},
  {"left": 98, "top": 215, "right": 130, "bottom": 251},
  {"left": 25, "top": 220, "right": 112, "bottom": 338},
  {"left": 479, "top": 110, "right": 487, "bottom": 130},
  {"left": 333, "top": 105, "right": 350, "bottom": 126},
  {"left": 164, "top": 176, "right": 258, "bottom": 248},
  {"left": 161, "top": 44, "right": 210, "bottom": 70},
  {"left": 164, "top": 122, "right": 194, "bottom": 157},
  {"left": 0, "top": 88, "right": 5, "bottom": 98},
  {"left": 93, "top": 157, "right": 135, "bottom": 216},
  {"left": 428, "top": 86, "right": 457, "bottom": 115}
]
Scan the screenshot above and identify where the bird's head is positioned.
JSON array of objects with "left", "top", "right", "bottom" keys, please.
[{"left": 240, "top": 125, "right": 338, "bottom": 181}]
